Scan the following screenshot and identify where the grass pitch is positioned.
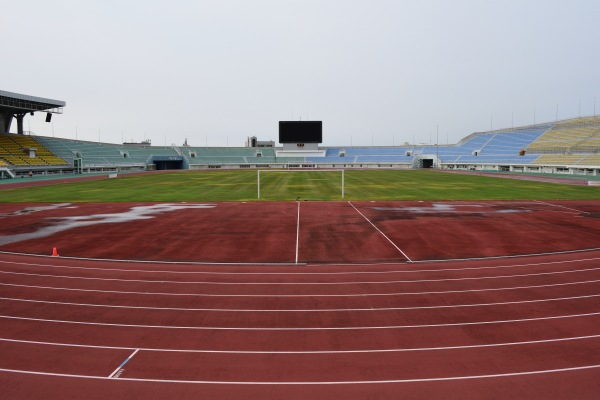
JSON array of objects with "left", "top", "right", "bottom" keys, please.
[{"left": 1, "top": 169, "right": 599, "bottom": 202}]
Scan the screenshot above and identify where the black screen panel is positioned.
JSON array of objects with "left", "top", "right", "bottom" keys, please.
[{"left": 279, "top": 121, "right": 322, "bottom": 143}]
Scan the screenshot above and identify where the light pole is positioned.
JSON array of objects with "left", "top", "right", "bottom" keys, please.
[{"left": 436, "top": 124, "right": 439, "bottom": 169}]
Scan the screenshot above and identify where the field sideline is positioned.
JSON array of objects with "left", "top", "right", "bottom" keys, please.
[{"left": 1, "top": 169, "right": 599, "bottom": 202}]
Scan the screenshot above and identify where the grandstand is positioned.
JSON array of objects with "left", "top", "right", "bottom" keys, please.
[
  {"left": 1, "top": 89, "right": 600, "bottom": 179},
  {"left": 2, "top": 115, "right": 600, "bottom": 178},
  {"left": 2, "top": 116, "right": 599, "bottom": 178},
  {"left": 532, "top": 154, "right": 587, "bottom": 166},
  {"left": 0, "top": 90, "right": 69, "bottom": 177},
  {"left": 579, "top": 154, "right": 600, "bottom": 166},
  {"left": 0, "top": 133, "right": 68, "bottom": 168},
  {"left": 35, "top": 136, "right": 180, "bottom": 170},
  {"left": 527, "top": 117, "right": 600, "bottom": 154}
]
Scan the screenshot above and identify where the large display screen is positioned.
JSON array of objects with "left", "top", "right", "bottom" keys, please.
[{"left": 279, "top": 121, "right": 322, "bottom": 143}]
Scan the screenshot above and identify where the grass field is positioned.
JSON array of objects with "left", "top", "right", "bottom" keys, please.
[{"left": 1, "top": 169, "right": 599, "bottom": 202}]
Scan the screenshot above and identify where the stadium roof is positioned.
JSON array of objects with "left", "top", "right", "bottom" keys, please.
[{"left": 0, "top": 89, "right": 65, "bottom": 113}]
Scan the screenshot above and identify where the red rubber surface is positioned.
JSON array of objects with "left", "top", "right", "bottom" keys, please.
[
  {"left": 1, "top": 200, "right": 599, "bottom": 263},
  {"left": 1, "top": 200, "right": 600, "bottom": 398}
]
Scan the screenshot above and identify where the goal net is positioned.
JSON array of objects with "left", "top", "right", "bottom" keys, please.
[{"left": 257, "top": 169, "right": 345, "bottom": 200}]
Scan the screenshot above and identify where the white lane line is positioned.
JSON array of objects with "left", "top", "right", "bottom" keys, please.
[
  {"left": 1, "top": 265, "right": 599, "bottom": 285},
  {"left": 347, "top": 201, "right": 412, "bottom": 262},
  {"left": 0, "top": 250, "right": 301, "bottom": 266},
  {"left": 2, "top": 311, "right": 600, "bottom": 331},
  {"left": 3, "top": 246, "right": 600, "bottom": 270},
  {"left": 4, "top": 247, "right": 600, "bottom": 267},
  {"left": 295, "top": 201, "right": 300, "bottom": 264},
  {"left": 2, "top": 293, "right": 599, "bottom": 313},
  {"left": 2, "top": 334, "right": 600, "bottom": 354},
  {"left": 1, "top": 365, "right": 599, "bottom": 384},
  {"left": 534, "top": 200, "right": 588, "bottom": 214},
  {"left": 108, "top": 349, "right": 139, "bottom": 378},
  {"left": 3, "top": 255, "right": 600, "bottom": 276},
  {"left": 2, "top": 278, "right": 599, "bottom": 298},
  {"left": 410, "top": 247, "right": 600, "bottom": 264}
]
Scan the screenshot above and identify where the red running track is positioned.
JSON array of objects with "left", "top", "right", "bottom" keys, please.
[
  {"left": 1, "top": 200, "right": 600, "bottom": 398},
  {"left": 1, "top": 250, "right": 600, "bottom": 399}
]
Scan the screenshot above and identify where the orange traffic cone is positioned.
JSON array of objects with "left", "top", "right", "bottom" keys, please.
[{"left": 52, "top": 247, "right": 59, "bottom": 257}]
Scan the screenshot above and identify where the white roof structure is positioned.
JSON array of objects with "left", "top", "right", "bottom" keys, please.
[{"left": 0, "top": 89, "right": 65, "bottom": 113}]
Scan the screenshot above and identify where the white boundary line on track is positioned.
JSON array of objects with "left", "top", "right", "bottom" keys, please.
[
  {"left": 2, "top": 278, "right": 599, "bottom": 298},
  {"left": 2, "top": 334, "right": 599, "bottom": 354},
  {"left": 533, "top": 200, "right": 588, "bottom": 214},
  {"left": 2, "top": 311, "right": 600, "bottom": 331},
  {"left": 2, "top": 255, "right": 600, "bottom": 276},
  {"left": 1, "top": 265, "right": 599, "bottom": 285},
  {"left": 0, "top": 250, "right": 303, "bottom": 266},
  {"left": 347, "top": 201, "right": 412, "bottom": 262},
  {"left": 1, "top": 365, "right": 599, "bottom": 384},
  {"left": 405, "top": 247, "right": 600, "bottom": 264},
  {"left": 2, "top": 247, "right": 600, "bottom": 266},
  {"left": 2, "top": 293, "right": 599, "bottom": 313}
]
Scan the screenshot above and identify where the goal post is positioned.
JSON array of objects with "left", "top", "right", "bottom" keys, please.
[{"left": 258, "top": 169, "right": 345, "bottom": 199}]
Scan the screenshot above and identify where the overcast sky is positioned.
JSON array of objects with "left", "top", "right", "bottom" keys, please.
[{"left": 3, "top": 0, "right": 600, "bottom": 147}]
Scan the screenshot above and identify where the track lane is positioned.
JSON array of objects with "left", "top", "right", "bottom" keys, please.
[
  {"left": 1, "top": 268, "right": 599, "bottom": 296},
  {"left": 118, "top": 337, "right": 600, "bottom": 382},
  {"left": 1, "top": 338, "right": 599, "bottom": 383},
  {"left": 2, "top": 280, "right": 599, "bottom": 310},
  {"left": 3, "top": 247, "right": 600, "bottom": 274},
  {"left": 3, "top": 368, "right": 599, "bottom": 400},
  {"left": 0, "top": 341, "right": 129, "bottom": 377},
  {"left": 3, "top": 312, "right": 600, "bottom": 352},
  {"left": 4, "top": 252, "right": 600, "bottom": 283},
  {"left": 2, "top": 297, "right": 599, "bottom": 329}
]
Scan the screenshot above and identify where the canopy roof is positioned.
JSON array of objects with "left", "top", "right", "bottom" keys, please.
[{"left": 0, "top": 89, "right": 65, "bottom": 113}]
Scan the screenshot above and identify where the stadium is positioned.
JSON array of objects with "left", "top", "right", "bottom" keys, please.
[
  {"left": 2, "top": 88, "right": 600, "bottom": 177},
  {"left": 1, "top": 87, "right": 600, "bottom": 399}
]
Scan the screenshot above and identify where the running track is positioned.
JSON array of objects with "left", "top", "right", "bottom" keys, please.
[{"left": 1, "top": 200, "right": 600, "bottom": 398}]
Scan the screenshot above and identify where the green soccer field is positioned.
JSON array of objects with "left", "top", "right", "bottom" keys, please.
[{"left": 1, "top": 169, "right": 600, "bottom": 202}]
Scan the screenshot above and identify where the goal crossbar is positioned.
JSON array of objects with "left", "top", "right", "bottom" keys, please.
[{"left": 257, "top": 169, "right": 345, "bottom": 199}]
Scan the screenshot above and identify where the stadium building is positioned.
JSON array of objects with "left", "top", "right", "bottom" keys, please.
[{"left": 1, "top": 89, "right": 600, "bottom": 179}]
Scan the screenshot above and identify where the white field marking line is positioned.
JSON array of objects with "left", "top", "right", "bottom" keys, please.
[
  {"left": 2, "top": 278, "right": 600, "bottom": 298},
  {"left": 2, "top": 311, "right": 600, "bottom": 331},
  {"left": 0, "top": 250, "right": 302, "bottom": 267},
  {"left": 3, "top": 246, "right": 600, "bottom": 268},
  {"left": 325, "top": 246, "right": 600, "bottom": 266},
  {"left": 533, "top": 200, "right": 588, "bottom": 214},
  {"left": 2, "top": 265, "right": 600, "bottom": 286},
  {"left": 347, "top": 201, "right": 412, "bottom": 262},
  {"left": 295, "top": 201, "right": 300, "bottom": 264},
  {"left": 409, "top": 247, "right": 600, "bottom": 264},
  {"left": 2, "top": 334, "right": 600, "bottom": 354},
  {"left": 2, "top": 255, "right": 600, "bottom": 276},
  {"left": 108, "top": 349, "right": 139, "bottom": 378},
  {"left": 2, "top": 292, "right": 599, "bottom": 313},
  {"left": 1, "top": 364, "right": 599, "bottom": 384}
]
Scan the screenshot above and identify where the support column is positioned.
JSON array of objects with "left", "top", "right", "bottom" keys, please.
[
  {"left": 15, "top": 113, "right": 26, "bottom": 135},
  {"left": 0, "top": 110, "right": 13, "bottom": 133}
]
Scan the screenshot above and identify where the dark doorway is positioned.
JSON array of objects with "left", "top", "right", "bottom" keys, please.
[
  {"left": 154, "top": 160, "right": 183, "bottom": 170},
  {"left": 422, "top": 159, "right": 434, "bottom": 168}
]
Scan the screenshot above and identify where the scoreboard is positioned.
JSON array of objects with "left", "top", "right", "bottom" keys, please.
[{"left": 279, "top": 121, "right": 322, "bottom": 143}]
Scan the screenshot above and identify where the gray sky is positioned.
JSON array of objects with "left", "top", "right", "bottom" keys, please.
[{"left": 3, "top": 0, "right": 599, "bottom": 147}]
